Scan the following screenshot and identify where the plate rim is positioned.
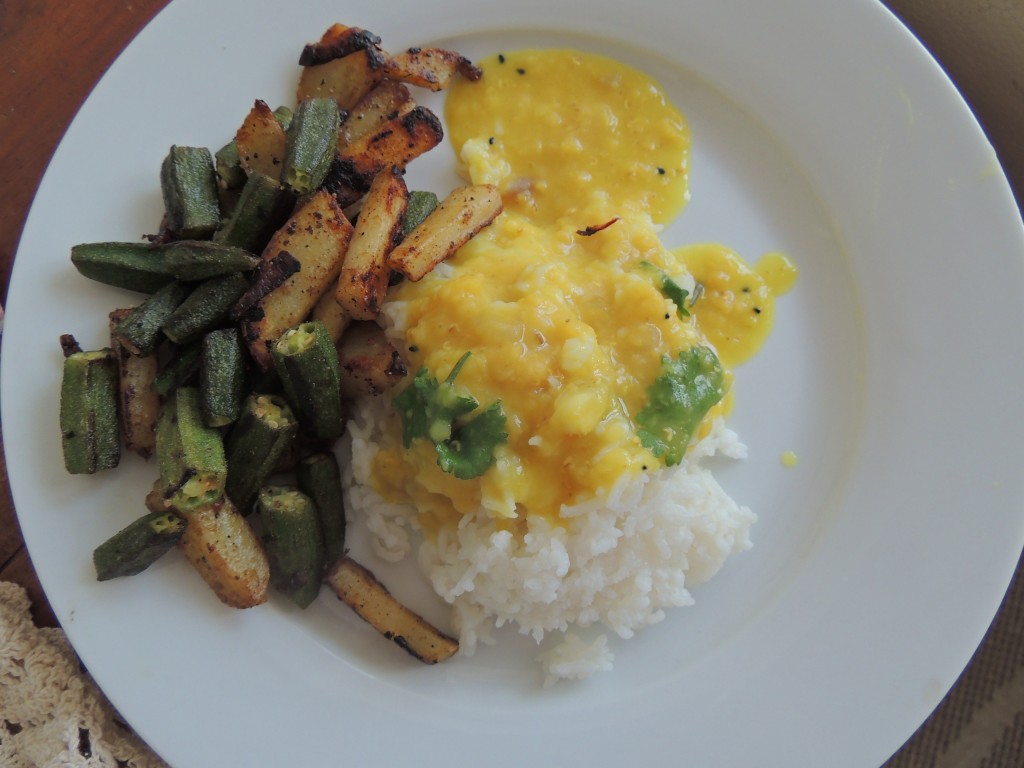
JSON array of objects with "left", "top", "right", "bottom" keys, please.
[{"left": 5, "top": 1, "right": 1024, "bottom": 766}]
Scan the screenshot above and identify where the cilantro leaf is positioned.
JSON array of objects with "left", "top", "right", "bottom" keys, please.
[
  {"left": 435, "top": 401, "right": 508, "bottom": 479},
  {"left": 636, "top": 346, "right": 725, "bottom": 466},
  {"left": 394, "top": 368, "right": 436, "bottom": 447},
  {"left": 394, "top": 352, "right": 478, "bottom": 448},
  {"left": 428, "top": 352, "right": 479, "bottom": 442},
  {"left": 640, "top": 260, "right": 690, "bottom": 317},
  {"left": 394, "top": 352, "right": 507, "bottom": 479},
  {"left": 660, "top": 275, "right": 690, "bottom": 317}
]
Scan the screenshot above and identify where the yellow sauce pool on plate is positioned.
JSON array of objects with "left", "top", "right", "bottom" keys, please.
[
  {"left": 681, "top": 245, "right": 798, "bottom": 367},
  {"left": 447, "top": 49, "right": 690, "bottom": 225}
]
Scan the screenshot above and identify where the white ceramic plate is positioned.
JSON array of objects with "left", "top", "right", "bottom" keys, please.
[{"left": 6, "top": 1, "right": 1024, "bottom": 766}]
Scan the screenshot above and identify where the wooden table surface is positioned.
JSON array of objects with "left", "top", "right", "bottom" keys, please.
[{"left": 1, "top": 0, "right": 1022, "bottom": 763}]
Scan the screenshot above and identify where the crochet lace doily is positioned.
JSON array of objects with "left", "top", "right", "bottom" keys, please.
[{"left": 0, "top": 582, "right": 167, "bottom": 768}]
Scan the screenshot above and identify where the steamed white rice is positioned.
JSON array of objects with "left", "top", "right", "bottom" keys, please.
[{"left": 340, "top": 395, "right": 754, "bottom": 683}]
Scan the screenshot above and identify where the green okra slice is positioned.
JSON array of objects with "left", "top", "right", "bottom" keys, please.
[
  {"left": 271, "top": 321, "right": 345, "bottom": 440},
  {"left": 257, "top": 485, "right": 325, "bottom": 609},
  {"left": 70, "top": 240, "right": 257, "bottom": 294},
  {"left": 70, "top": 242, "right": 175, "bottom": 294},
  {"left": 162, "top": 272, "right": 250, "bottom": 344},
  {"left": 161, "top": 145, "right": 221, "bottom": 239},
  {"left": 402, "top": 190, "right": 440, "bottom": 240},
  {"left": 151, "top": 340, "right": 202, "bottom": 398},
  {"left": 59, "top": 340, "right": 120, "bottom": 474},
  {"left": 213, "top": 173, "right": 296, "bottom": 254},
  {"left": 156, "top": 387, "right": 227, "bottom": 511},
  {"left": 160, "top": 241, "right": 260, "bottom": 280},
  {"left": 224, "top": 394, "right": 299, "bottom": 513},
  {"left": 282, "top": 98, "right": 340, "bottom": 195},
  {"left": 214, "top": 140, "right": 244, "bottom": 218},
  {"left": 214, "top": 140, "right": 246, "bottom": 194},
  {"left": 109, "top": 308, "right": 160, "bottom": 459},
  {"left": 200, "top": 328, "right": 246, "bottom": 427},
  {"left": 296, "top": 452, "right": 346, "bottom": 567},
  {"left": 243, "top": 364, "right": 283, "bottom": 398},
  {"left": 93, "top": 510, "right": 186, "bottom": 580},
  {"left": 272, "top": 105, "right": 294, "bottom": 131},
  {"left": 112, "top": 280, "right": 192, "bottom": 356}
]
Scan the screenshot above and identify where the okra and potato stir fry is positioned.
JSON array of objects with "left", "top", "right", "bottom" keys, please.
[{"left": 58, "top": 23, "right": 500, "bottom": 665}]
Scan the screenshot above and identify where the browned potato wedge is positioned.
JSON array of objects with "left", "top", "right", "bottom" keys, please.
[
  {"left": 340, "top": 79, "right": 415, "bottom": 147},
  {"left": 296, "top": 48, "right": 394, "bottom": 110},
  {"left": 336, "top": 321, "right": 407, "bottom": 398},
  {"left": 326, "top": 556, "right": 458, "bottom": 664},
  {"left": 335, "top": 167, "right": 408, "bottom": 320},
  {"left": 235, "top": 99, "right": 286, "bottom": 180},
  {"left": 387, "top": 184, "right": 503, "bottom": 281},
  {"left": 310, "top": 290, "right": 353, "bottom": 344},
  {"left": 178, "top": 497, "right": 270, "bottom": 609},
  {"left": 324, "top": 106, "right": 443, "bottom": 206},
  {"left": 108, "top": 308, "right": 160, "bottom": 459},
  {"left": 337, "top": 106, "right": 443, "bottom": 177},
  {"left": 385, "top": 47, "right": 482, "bottom": 91},
  {"left": 230, "top": 250, "right": 301, "bottom": 323},
  {"left": 241, "top": 190, "right": 354, "bottom": 369},
  {"left": 299, "top": 24, "right": 382, "bottom": 67}
]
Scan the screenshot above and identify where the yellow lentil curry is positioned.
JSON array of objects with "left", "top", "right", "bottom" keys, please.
[{"left": 371, "top": 49, "right": 796, "bottom": 529}]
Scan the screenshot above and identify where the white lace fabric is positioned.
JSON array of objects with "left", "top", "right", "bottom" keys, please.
[{"left": 0, "top": 582, "right": 167, "bottom": 768}]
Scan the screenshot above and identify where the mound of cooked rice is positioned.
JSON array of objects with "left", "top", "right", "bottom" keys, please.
[{"left": 341, "top": 395, "right": 754, "bottom": 684}]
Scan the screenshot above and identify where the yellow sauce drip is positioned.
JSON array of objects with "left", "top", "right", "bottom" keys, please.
[
  {"left": 781, "top": 450, "right": 799, "bottom": 468},
  {"left": 370, "top": 49, "right": 794, "bottom": 530},
  {"left": 679, "top": 244, "right": 798, "bottom": 368}
]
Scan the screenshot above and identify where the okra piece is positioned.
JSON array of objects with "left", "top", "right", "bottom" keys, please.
[
  {"left": 71, "top": 240, "right": 257, "bottom": 293},
  {"left": 161, "top": 145, "right": 221, "bottom": 239},
  {"left": 272, "top": 105, "right": 294, "bottom": 131},
  {"left": 151, "top": 340, "right": 202, "bottom": 398},
  {"left": 109, "top": 308, "right": 160, "bottom": 459},
  {"left": 59, "top": 340, "right": 120, "bottom": 474},
  {"left": 257, "top": 486, "right": 325, "bottom": 609},
  {"left": 162, "top": 272, "right": 249, "bottom": 344},
  {"left": 199, "top": 329, "right": 246, "bottom": 427},
  {"left": 402, "top": 190, "right": 440, "bottom": 240},
  {"left": 214, "top": 141, "right": 245, "bottom": 216},
  {"left": 213, "top": 173, "right": 295, "bottom": 254},
  {"left": 156, "top": 387, "right": 227, "bottom": 511},
  {"left": 112, "top": 280, "right": 191, "bottom": 356},
  {"left": 160, "top": 241, "right": 260, "bottom": 280},
  {"left": 214, "top": 140, "right": 246, "bottom": 193},
  {"left": 244, "top": 365, "right": 283, "bottom": 397},
  {"left": 70, "top": 242, "right": 175, "bottom": 294},
  {"left": 295, "top": 452, "right": 346, "bottom": 567},
  {"left": 93, "top": 510, "right": 186, "bottom": 580},
  {"left": 224, "top": 394, "right": 299, "bottom": 513},
  {"left": 282, "top": 98, "right": 340, "bottom": 195},
  {"left": 271, "top": 321, "right": 344, "bottom": 439}
]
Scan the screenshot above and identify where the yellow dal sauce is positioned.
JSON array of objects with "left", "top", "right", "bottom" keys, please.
[
  {"left": 371, "top": 49, "right": 795, "bottom": 530},
  {"left": 680, "top": 246, "right": 797, "bottom": 367}
]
